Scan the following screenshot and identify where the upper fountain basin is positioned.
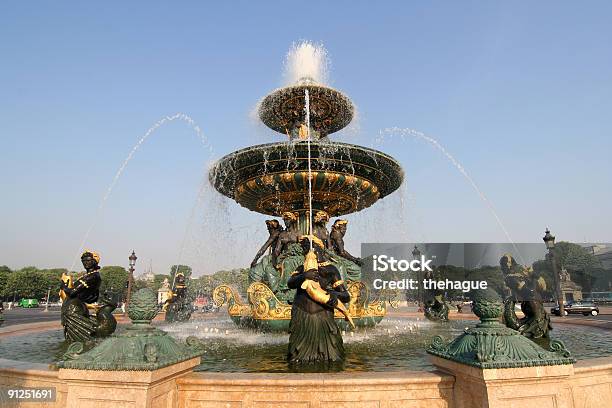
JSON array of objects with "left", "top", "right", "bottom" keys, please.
[
  {"left": 209, "top": 140, "right": 404, "bottom": 217},
  {"left": 258, "top": 83, "right": 354, "bottom": 137}
]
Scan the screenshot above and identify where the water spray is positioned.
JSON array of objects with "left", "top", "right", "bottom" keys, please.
[
  {"left": 70, "top": 113, "right": 211, "bottom": 271},
  {"left": 305, "top": 89, "right": 314, "bottom": 250}
]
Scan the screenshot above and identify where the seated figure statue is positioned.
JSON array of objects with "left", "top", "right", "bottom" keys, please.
[
  {"left": 423, "top": 268, "right": 449, "bottom": 322},
  {"left": 271, "top": 211, "right": 303, "bottom": 301},
  {"left": 424, "top": 295, "right": 450, "bottom": 322},
  {"left": 60, "top": 250, "right": 117, "bottom": 343},
  {"left": 327, "top": 219, "right": 362, "bottom": 282},
  {"left": 165, "top": 270, "right": 193, "bottom": 323},
  {"left": 312, "top": 210, "right": 331, "bottom": 248},
  {"left": 248, "top": 212, "right": 363, "bottom": 302},
  {"left": 500, "top": 254, "right": 551, "bottom": 339},
  {"left": 248, "top": 220, "right": 283, "bottom": 291}
]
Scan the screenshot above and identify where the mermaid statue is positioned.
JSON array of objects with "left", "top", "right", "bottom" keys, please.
[
  {"left": 59, "top": 250, "right": 117, "bottom": 343},
  {"left": 500, "top": 254, "right": 551, "bottom": 339},
  {"left": 164, "top": 269, "right": 193, "bottom": 323}
]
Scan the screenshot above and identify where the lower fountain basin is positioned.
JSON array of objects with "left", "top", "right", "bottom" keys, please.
[{"left": 2, "top": 317, "right": 610, "bottom": 373}]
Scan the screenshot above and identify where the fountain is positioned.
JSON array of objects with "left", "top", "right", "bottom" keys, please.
[
  {"left": 209, "top": 42, "right": 403, "bottom": 331},
  {"left": 1, "top": 42, "right": 611, "bottom": 408}
]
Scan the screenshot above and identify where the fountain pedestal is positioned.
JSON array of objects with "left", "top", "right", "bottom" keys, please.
[
  {"left": 431, "top": 356, "right": 574, "bottom": 408},
  {"left": 54, "top": 289, "right": 204, "bottom": 408},
  {"left": 428, "top": 288, "right": 576, "bottom": 408},
  {"left": 58, "top": 358, "right": 200, "bottom": 408}
]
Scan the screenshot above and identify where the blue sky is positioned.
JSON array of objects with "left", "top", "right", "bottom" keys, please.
[{"left": 1, "top": 2, "right": 611, "bottom": 275}]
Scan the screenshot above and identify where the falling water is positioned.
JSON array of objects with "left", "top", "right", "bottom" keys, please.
[
  {"left": 70, "top": 113, "right": 211, "bottom": 271},
  {"left": 305, "top": 89, "right": 314, "bottom": 248},
  {"left": 172, "top": 159, "right": 217, "bottom": 283},
  {"left": 378, "top": 127, "right": 526, "bottom": 264}
]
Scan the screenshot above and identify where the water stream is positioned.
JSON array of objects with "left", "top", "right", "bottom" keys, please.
[
  {"left": 70, "top": 113, "right": 212, "bottom": 271},
  {"left": 377, "top": 127, "right": 526, "bottom": 264}
]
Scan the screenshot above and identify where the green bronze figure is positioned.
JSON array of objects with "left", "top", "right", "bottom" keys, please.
[
  {"left": 327, "top": 219, "right": 362, "bottom": 282},
  {"left": 164, "top": 268, "right": 194, "bottom": 323},
  {"left": 273, "top": 211, "right": 301, "bottom": 267},
  {"left": 313, "top": 210, "right": 330, "bottom": 248},
  {"left": 248, "top": 219, "right": 283, "bottom": 292},
  {"left": 423, "top": 267, "right": 449, "bottom": 322},
  {"left": 287, "top": 235, "right": 350, "bottom": 365},
  {"left": 500, "top": 254, "right": 551, "bottom": 339},
  {"left": 60, "top": 250, "right": 117, "bottom": 343},
  {"left": 250, "top": 220, "right": 283, "bottom": 268},
  {"left": 424, "top": 295, "right": 450, "bottom": 322}
]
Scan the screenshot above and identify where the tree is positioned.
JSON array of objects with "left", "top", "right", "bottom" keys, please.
[
  {"left": 552, "top": 242, "right": 602, "bottom": 293},
  {"left": 152, "top": 274, "right": 170, "bottom": 291},
  {"left": 0, "top": 266, "right": 11, "bottom": 300},
  {"left": 4, "top": 267, "right": 53, "bottom": 300},
  {"left": 169, "top": 265, "right": 192, "bottom": 283},
  {"left": 39, "top": 268, "right": 68, "bottom": 302},
  {"left": 131, "top": 278, "right": 150, "bottom": 292},
  {"left": 99, "top": 266, "right": 129, "bottom": 299}
]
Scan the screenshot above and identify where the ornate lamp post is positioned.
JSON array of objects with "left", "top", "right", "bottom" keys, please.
[
  {"left": 543, "top": 228, "right": 565, "bottom": 317},
  {"left": 412, "top": 245, "right": 423, "bottom": 311},
  {"left": 125, "top": 250, "right": 137, "bottom": 315}
]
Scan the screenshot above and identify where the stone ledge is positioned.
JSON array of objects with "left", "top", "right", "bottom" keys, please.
[
  {"left": 58, "top": 357, "right": 200, "bottom": 384},
  {"left": 178, "top": 369, "right": 454, "bottom": 386},
  {"left": 574, "top": 356, "right": 612, "bottom": 372},
  {"left": 431, "top": 356, "right": 575, "bottom": 381}
]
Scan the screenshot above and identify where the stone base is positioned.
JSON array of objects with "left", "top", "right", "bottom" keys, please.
[
  {"left": 58, "top": 357, "right": 200, "bottom": 408},
  {"left": 177, "top": 370, "right": 455, "bottom": 408},
  {"left": 431, "top": 356, "right": 575, "bottom": 408}
]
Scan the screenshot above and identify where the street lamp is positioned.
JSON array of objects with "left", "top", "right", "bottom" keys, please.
[
  {"left": 543, "top": 228, "right": 565, "bottom": 317},
  {"left": 125, "top": 250, "right": 137, "bottom": 315},
  {"left": 412, "top": 245, "right": 423, "bottom": 311}
]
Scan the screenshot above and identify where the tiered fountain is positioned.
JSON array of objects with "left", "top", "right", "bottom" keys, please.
[{"left": 209, "top": 44, "right": 404, "bottom": 331}]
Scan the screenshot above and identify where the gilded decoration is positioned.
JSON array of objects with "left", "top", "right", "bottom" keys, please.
[
  {"left": 234, "top": 170, "right": 381, "bottom": 216},
  {"left": 214, "top": 281, "right": 389, "bottom": 329},
  {"left": 258, "top": 84, "right": 354, "bottom": 136}
]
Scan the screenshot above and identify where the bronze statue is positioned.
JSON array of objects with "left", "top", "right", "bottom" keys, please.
[
  {"left": 424, "top": 295, "right": 450, "bottom": 322},
  {"left": 248, "top": 219, "right": 284, "bottom": 292},
  {"left": 329, "top": 220, "right": 361, "bottom": 266},
  {"left": 287, "top": 235, "right": 350, "bottom": 364},
  {"left": 422, "top": 266, "right": 449, "bottom": 322},
  {"left": 312, "top": 210, "right": 330, "bottom": 248},
  {"left": 251, "top": 220, "right": 283, "bottom": 268},
  {"left": 500, "top": 254, "right": 551, "bottom": 339},
  {"left": 165, "top": 269, "right": 193, "bottom": 323},
  {"left": 60, "top": 250, "right": 117, "bottom": 343},
  {"left": 327, "top": 219, "right": 362, "bottom": 282},
  {"left": 273, "top": 211, "right": 301, "bottom": 265}
]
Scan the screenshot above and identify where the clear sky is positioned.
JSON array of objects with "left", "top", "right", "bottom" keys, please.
[{"left": 1, "top": 2, "right": 611, "bottom": 275}]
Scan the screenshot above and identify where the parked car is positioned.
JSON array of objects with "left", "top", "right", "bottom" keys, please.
[
  {"left": 550, "top": 301, "right": 599, "bottom": 316},
  {"left": 18, "top": 298, "right": 39, "bottom": 308}
]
